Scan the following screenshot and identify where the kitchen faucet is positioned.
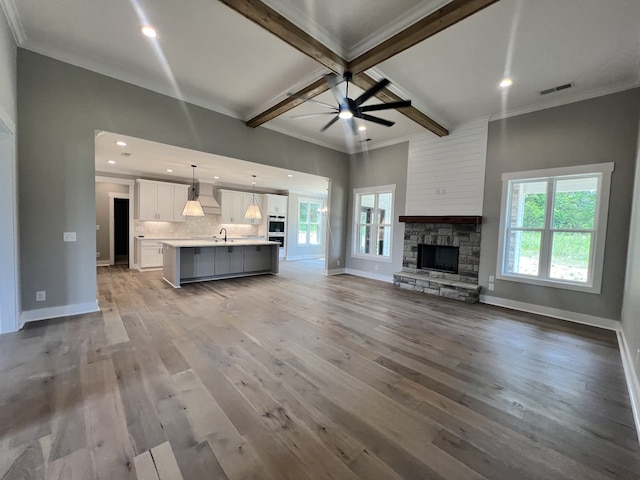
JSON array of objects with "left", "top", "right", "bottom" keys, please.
[{"left": 219, "top": 228, "right": 227, "bottom": 242}]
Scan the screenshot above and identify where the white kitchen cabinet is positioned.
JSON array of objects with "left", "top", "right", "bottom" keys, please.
[
  {"left": 219, "top": 190, "right": 264, "bottom": 224},
  {"left": 265, "top": 194, "right": 288, "bottom": 215},
  {"left": 136, "top": 179, "right": 189, "bottom": 222},
  {"left": 138, "top": 239, "right": 164, "bottom": 268}
]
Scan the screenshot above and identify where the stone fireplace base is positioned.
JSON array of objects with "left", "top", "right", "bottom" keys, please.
[
  {"left": 393, "top": 271, "right": 480, "bottom": 303},
  {"left": 396, "top": 216, "right": 482, "bottom": 304}
]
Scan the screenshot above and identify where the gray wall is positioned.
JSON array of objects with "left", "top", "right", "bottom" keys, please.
[
  {"left": 17, "top": 49, "right": 349, "bottom": 313},
  {"left": 622, "top": 118, "right": 640, "bottom": 389},
  {"left": 0, "top": 9, "right": 16, "bottom": 121},
  {"left": 480, "top": 89, "right": 640, "bottom": 321},
  {"left": 95, "top": 182, "right": 129, "bottom": 263},
  {"left": 0, "top": 9, "right": 18, "bottom": 333},
  {"left": 346, "top": 142, "right": 408, "bottom": 279}
]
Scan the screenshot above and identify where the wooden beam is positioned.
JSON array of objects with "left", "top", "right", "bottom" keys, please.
[
  {"left": 399, "top": 215, "right": 482, "bottom": 224},
  {"left": 348, "top": 0, "right": 500, "bottom": 75},
  {"left": 352, "top": 73, "right": 449, "bottom": 137},
  {"left": 219, "top": 0, "right": 346, "bottom": 73},
  {"left": 246, "top": 77, "right": 330, "bottom": 128}
]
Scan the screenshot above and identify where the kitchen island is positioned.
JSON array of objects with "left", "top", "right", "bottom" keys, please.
[{"left": 162, "top": 239, "right": 280, "bottom": 288}]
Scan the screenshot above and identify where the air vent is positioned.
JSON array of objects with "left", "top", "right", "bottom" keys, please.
[{"left": 540, "top": 83, "right": 573, "bottom": 96}]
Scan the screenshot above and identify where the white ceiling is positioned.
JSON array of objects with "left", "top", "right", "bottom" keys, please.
[{"left": 3, "top": 0, "right": 640, "bottom": 167}]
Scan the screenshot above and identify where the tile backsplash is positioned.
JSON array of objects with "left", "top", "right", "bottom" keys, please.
[{"left": 135, "top": 216, "right": 262, "bottom": 238}]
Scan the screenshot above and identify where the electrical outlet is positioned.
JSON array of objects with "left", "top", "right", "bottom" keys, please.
[
  {"left": 36, "top": 291, "right": 46, "bottom": 301},
  {"left": 337, "top": 260, "right": 340, "bottom": 266},
  {"left": 96, "top": 224, "right": 100, "bottom": 230},
  {"left": 488, "top": 283, "right": 495, "bottom": 291},
  {"left": 489, "top": 275, "right": 495, "bottom": 282},
  {"left": 63, "top": 232, "right": 76, "bottom": 242},
  {"left": 374, "top": 264, "right": 379, "bottom": 271},
  {"left": 96, "top": 252, "right": 100, "bottom": 258},
  {"left": 636, "top": 348, "right": 640, "bottom": 366}
]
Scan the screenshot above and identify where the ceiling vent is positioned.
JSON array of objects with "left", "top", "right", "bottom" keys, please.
[{"left": 540, "top": 83, "right": 573, "bottom": 96}]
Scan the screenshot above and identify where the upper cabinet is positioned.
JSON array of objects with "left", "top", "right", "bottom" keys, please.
[
  {"left": 136, "top": 179, "right": 189, "bottom": 222},
  {"left": 265, "top": 194, "right": 288, "bottom": 215},
  {"left": 219, "top": 189, "right": 264, "bottom": 224}
]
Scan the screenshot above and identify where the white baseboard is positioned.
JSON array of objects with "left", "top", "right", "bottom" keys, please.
[
  {"left": 344, "top": 268, "right": 394, "bottom": 284},
  {"left": 285, "top": 254, "right": 324, "bottom": 261},
  {"left": 325, "top": 268, "right": 345, "bottom": 276},
  {"left": 97, "top": 260, "right": 111, "bottom": 267},
  {"left": 617, "top": 329, "right": 640, "bottom": 445},
  {"left": 479, "top": 294, "right": 620, "bottom": 331},
  {"left": 19, "top": 300, "right": 100, "bottom": 328}
]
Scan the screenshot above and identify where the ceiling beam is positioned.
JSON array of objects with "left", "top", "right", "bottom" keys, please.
[
  {"left": 246, "top": 77, "right": 330, "bottom": 128},
  {"left": 218, "top": 0, "right": 346, "bottom": 73},
  {"left": 221, "top": 0, "right": 494, "bottom": 136},
  {"left": 348, "top": 0, "right": 500, "bottom": 75},
  {"left": 352, "top": 73, "right": 449, "bottom": 136}
]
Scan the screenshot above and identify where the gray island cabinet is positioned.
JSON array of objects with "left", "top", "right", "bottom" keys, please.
[{"left": 162, "top": 239, "right": 279, "bottom": 288}]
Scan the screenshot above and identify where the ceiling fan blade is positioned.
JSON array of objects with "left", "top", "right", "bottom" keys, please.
[
  {"left": 290, "top": 112, "right": 338, "bottom": 119},
  {"left": 324, "top": 73, "right": 345, "bottom": 106},
  {"left": 349, "top": 118, "right": 358, "bottom": 136},
  {"left": 356, "top": 113, "right": 395, "bottom": 127},
  {"left": 354, "top": 78, "right": 390, "bottom": 107},
  {"left": 358, "top": 100, "right": 411, "bottom": 112},
  {"left": 320, "top": 115, "right": 340, "bottom": 132}
]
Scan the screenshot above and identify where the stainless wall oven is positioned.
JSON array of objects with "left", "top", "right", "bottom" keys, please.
[{"left": 267, "top": 215, "right": 286, "bottom": 234}]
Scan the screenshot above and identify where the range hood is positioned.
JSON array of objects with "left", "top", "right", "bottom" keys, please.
[{"left": 196, "top": 182, "right": 221, "bottom": 214}]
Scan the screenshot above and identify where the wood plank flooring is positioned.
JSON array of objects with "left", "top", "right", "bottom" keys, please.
[{"left": 1, "top": 260, "right": 638, "bottom": 479}]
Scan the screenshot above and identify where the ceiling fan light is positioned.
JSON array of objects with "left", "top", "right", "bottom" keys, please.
[{"left": 338, "top": 109, "right": 353, "bottom": 120}]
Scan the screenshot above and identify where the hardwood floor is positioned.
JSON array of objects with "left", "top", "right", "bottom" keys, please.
[{"left": 1, "top": 260, "right": 638, "bottom": 479}]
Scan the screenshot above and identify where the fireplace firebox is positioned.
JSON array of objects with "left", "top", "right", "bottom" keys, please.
[{"left": 417, "top": 244, "right": 459, "bottom": 274}]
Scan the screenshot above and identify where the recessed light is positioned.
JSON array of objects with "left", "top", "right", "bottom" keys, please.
[
  {"left": 287, "top": 174, "right": 293, "bottom": 178},
  {"left": 115, "top": 140, "right": 127, "bottom": 147},
  {"left": 141, "top": 25, "right": 157, "bottom": 38},
  {"left": 499, "top": 78, "right": 513, "bottom": 88},
  {"left": 358, "top": 125, "right": 367, "bottom": 131},
  {"left": 108, "top": 160, "right": 116, "bottom": 164},
  {"left": 213, "top": 176, "right": 220, "bottom": 179},
  {"left": 166, "top": 169, "right": 173, "bottom": 173}
]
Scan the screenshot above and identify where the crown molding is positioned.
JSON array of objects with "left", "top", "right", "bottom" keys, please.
[
  {"left": 489, "top": 79, "right": 640, "bottom": 122},
  {"left": 346, "top": 0, "right": 449, "bottom": 61},
  {"left": 0, "top": 0, "right": 25, "bottom": 44}
]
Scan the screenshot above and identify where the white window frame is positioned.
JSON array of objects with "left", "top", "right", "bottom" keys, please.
[
  {"left": 496, "top": 162, "right": 614, "bottom": 293},
  {"left": 352, "top": 184, "right": 395, "bottom": 263},
  {"left": 297, "top": 198, "right": 322, "bottom": 247}
]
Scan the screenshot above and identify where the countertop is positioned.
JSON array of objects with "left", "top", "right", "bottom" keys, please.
[{"left": 162, "top": 239, "right": 280, "bottom": 247}]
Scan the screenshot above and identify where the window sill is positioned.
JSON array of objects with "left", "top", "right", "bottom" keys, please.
[
  {"left": 351, "top": 254, "right": 393, "bottom": 263},
  {"left": 496, "top": 272, "right": 601, "bottom": 294}
]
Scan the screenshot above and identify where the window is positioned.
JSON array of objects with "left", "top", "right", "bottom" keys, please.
[
  {"left": 353, "top": 185, "right": 395, "bottom": 261},
  {"left": 496, "top": 163, "right": 613, "bottom": 293},
  {"left": 298, "top": 199, "right": 321, "bottom": 246}
]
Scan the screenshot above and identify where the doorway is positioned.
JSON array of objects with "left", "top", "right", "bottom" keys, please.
[{"left": 113, "top": 198, "right": 129, "bottom": 265}]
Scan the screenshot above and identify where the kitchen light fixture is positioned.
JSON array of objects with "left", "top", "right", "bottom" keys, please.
[
  {"left": 244, "top": 175, "right": 263, "bottom": 220},
  {"left": 181, "top": 165, "right": 205, "bottom": 217}
]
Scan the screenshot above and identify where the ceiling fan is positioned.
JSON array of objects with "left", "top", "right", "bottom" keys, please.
[{"left": 291, "top": 72, "right": 412, "bottom": 134}]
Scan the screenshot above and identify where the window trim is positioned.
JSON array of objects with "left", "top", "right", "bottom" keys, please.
[
  {"left": 496, "top": 162, "right": 614, "bottom": 293},
  {"left": 352, "top": 184, "right": 395, "bottom": 263},
  {"left": 296, "top": 197, "right": 322, "bottom": 247}
]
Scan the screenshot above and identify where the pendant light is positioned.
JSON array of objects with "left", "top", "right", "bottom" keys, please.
[
  {"left": 244, "top": 175, "right": 263, "bottom": 220},
  {"left": 181, "top": 165, "right": 205, "bottom": 217}
]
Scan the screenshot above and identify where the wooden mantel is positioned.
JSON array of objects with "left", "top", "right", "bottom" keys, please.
[{"left": 399, "top": 215, "right": 482, "bottom": 224}]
